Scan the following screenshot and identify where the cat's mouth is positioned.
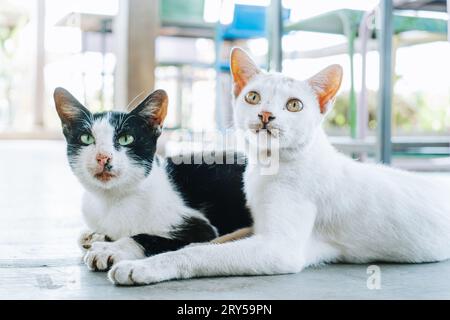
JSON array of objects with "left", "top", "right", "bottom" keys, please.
[
  {"left": 94, "top": 170, "right": 116, "bottom": 182},
  {"left": 248, "top": 123, "right": 280, "bottom": 138}
]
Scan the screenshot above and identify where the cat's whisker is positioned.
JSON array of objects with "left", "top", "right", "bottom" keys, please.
[{"left": 125, "top": 90, "right": 147, "bottom": 112}]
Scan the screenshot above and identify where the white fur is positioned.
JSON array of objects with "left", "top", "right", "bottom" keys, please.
[
  {"left": 108, "top": 55, "right": 450, "bottom": 285},
  {"left": 84, "top": 238, "right": 146, "bottom": 271},
  {"left": 78, "top": 230, "right": 107, "bottom": 251}
]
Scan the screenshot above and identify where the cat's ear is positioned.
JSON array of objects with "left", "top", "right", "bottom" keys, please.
[
  {"left": 230, "top": 47, "right": 261, "bottom": 97},
  {"left": 130, "top": 89, "right": 168, "bottom": 127},
  {"left": 308, "top": 64, "right": 343, "bottom": 114},
  {"left": 54, "top": 87, "right": 91, "bottom": 125}
]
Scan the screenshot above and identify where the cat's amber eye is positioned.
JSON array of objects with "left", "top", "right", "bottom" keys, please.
[
  {"left": 286, "top": 98, "right": 303, "bottom": 112},
  {"left": 80, "top": 134, "right": 95, "bottom": 145},
  {"left": 118, "top": 134, "right": 134, "bottom": 146},
  {"left": 245, "top": 91, "right": 261, "bottom": 105}
]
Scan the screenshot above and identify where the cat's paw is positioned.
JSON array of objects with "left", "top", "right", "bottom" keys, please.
[
  {"left": 108, "top": 257, "right": 177, "bottom": 285},
  {"left": 84, "top": 238, "right": 145, "bottom": 271},
  {"left": 78, "top": 231, "right": 108, "bottom": 251}
]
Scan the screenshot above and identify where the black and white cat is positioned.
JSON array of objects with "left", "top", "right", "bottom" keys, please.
[{"left": 54, "top": 88, "right": 252, "bottom": 271}]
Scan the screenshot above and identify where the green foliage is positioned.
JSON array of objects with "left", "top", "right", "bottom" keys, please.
[{"left": 325, "top": 90, "right": 450, "bottom": 135}]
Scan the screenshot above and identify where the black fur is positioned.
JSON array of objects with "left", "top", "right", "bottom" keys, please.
[
  {"left": 131, "top": 234, "right": 189, "bottom": 257},
  {"left": 132, "top": 217, "right": 218, "bottom": 256},
  {"left": 166, "top": 152, "right": 252, "bottom": 236},
  {"left": 106, "top": 112, "right": 158, "bottom": 175},
  {"left": 61, "top": 112, "right": 93, "bottom": 169},
  {"left": 169, "top": 216, "right": 218, "bottom": 243}
]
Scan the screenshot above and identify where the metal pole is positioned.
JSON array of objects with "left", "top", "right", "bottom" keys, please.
[
  {"left": 348, "top": 30, "right": 357, "bottom": 140},
  {"left": 268, "top": 0, "right": 283, "bottom": 72},
  {"left": 377, "top": 0, "right": 393, "bottom": 164},
  {"left": 34, "top": 0, "right": 45, "bottom": 127},
  {"left": 447, "top": 0, "right": 449, "bottom": 42}
]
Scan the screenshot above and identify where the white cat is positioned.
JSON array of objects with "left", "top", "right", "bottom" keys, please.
[{"left": 108, "top": 47, "right": 450, "bottom": 285}]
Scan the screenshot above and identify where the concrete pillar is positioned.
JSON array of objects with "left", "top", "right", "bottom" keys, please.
[
  {"left": 114, "top": 0, "right": 159, "bottom": 108},
  {"left": 33, "top": 0, "right": 45, "bottom": 127}
]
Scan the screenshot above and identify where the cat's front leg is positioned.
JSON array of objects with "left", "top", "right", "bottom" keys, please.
[
  {"left": 108, "top": 201, "right": 317, "bottom": 285},
  {"left": 108, "top": 236, "right": 304, "bottom": 285},
  {"left": 78, "top": 230, "right": 111, "bottom": 251},
  {"left": 84, "top": 237, "right": 146, "bottom": 271},
  {"left": 83, "top": 233, "right": 192, "bottom": 271}
]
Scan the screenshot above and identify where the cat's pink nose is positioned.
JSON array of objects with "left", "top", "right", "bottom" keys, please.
[
  {"left": 258, "top": 111, "right": 275, "bottom": 124},
  {"left": 96, "top": 153, "right": 111, "bottom": 167}
]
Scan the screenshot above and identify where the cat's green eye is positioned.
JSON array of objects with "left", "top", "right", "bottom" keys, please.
[
  {"left": 286, "top": 98, "right": 303, "bottom": 112},
  {"left": 80, "top": 134, "right": 95, "bottom": 145},
  {"left": 118, "top": 134, "right": 134, "bottom": 146},
  {"left": 245, "top": 91, "right": 261, "bottom": 105}
]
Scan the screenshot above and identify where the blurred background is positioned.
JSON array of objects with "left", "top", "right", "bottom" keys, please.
[{"left": 0, "top": 0, "right": 449, "bottom": 169}]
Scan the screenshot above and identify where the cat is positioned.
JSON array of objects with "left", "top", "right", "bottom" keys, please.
[
  {"left": 54, "top": 88, "right": 252, "bottom": 271},
  {"left": 106, "top": 47, "right": 450, "bottom": 286}
]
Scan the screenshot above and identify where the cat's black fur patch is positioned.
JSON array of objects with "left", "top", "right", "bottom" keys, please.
[
  {"left": 131, "top": 234, "right": 189, "bottom": 257},
  {"left": 106, "top": 112, "right": 158, "bottom": 175},
  {"left": 132, "top": 217, "right": 217, "bottom": 256},
  {"left": 61, "top": 112, "right": 93, "bottom": 168},
  {"left": 169, "top": 216, "right": 218, "bottom": 243},
  {"left": 166, "top": 152, "right": 252, "bottom": 236}
]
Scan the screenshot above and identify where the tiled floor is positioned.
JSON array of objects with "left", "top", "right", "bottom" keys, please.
[{"left": 1, "top": 140, "right": 450, "bottom": 299}]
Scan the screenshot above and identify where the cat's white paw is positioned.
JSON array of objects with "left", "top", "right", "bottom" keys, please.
[
  {"left": 108, "top": 258, "right": 177, "bottom": 285},
  {"left": 78, "top": 231, "right": 108, "bottom": 251},
  {"left": 84, "top": 238, "right": 145, "bottom": 271}
]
